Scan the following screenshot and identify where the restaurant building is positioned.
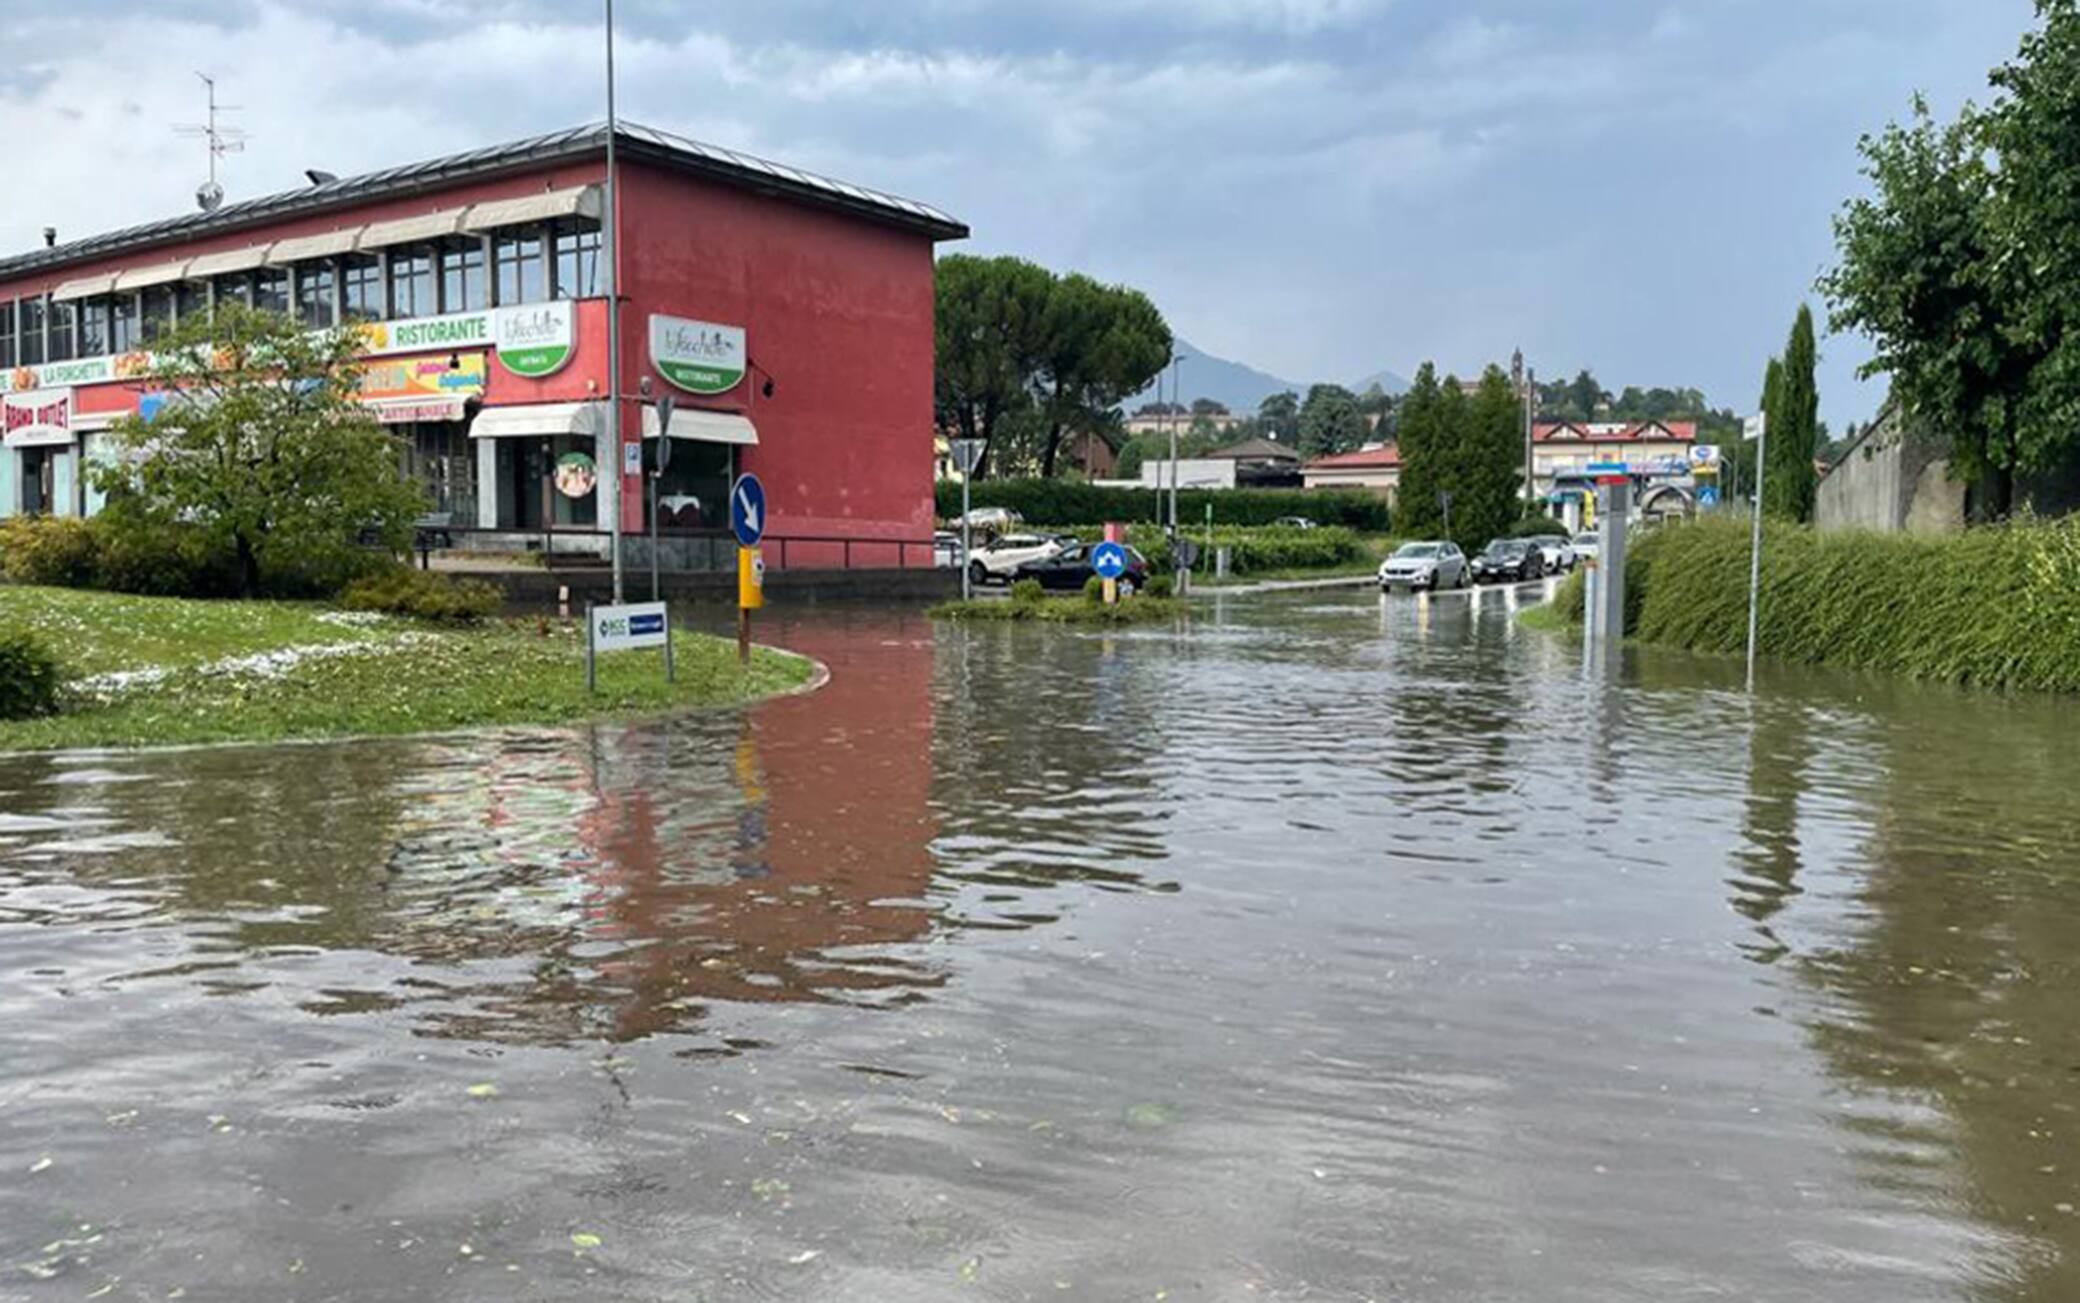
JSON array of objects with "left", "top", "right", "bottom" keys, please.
[{"left": 0, "top": 123, "right": 966, "bottom": 568}]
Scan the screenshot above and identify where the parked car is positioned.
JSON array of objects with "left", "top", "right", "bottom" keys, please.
[
  {"left": 954, "top": 506, "right": 1024, "bottom": 533},
  {"left": 967, "top": 533, "right": 1074, "bottom": 587},
  {"left": 1470, "top": 538, "right": 1546, "bottom": 584},
  {"left": 934, "top": 530, "right": 964, "bottom": 569},
  {"left": 1014, "top": 542, "right": 1152, "bottom": 594},
  {"left": 1530, "top": 534, "right": 1576, "bottom": 573},
  {"left": 1273, "top": 516, "right": 1319, "bottom": 530},
  {"left": 1378, "top": 541, "right": 1468, "bottom": 592},
  {"left": 1572, "top": 531, "right": 1601, "bottom": 562}
]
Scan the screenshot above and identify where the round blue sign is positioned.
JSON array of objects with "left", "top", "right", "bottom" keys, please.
[
  {"left": 1091, "top": 540, "right": 1129, "bottom": 580},
  {"left": 729, "top": 473, "right": 767, "bottom": 548}
]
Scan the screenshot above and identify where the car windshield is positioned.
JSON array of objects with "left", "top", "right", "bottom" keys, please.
[
  {"left": 1574, "top": 534, "right": 1598, "bottom": 546},
  {"left": 1486, "top": 541, "right": 1523, "bottom": 555},
  {"left": 1395, "top": 544, "right": 1440, "bottom": 559}
]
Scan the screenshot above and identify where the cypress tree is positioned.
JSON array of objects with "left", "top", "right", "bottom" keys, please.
[
  {"left": 1396, "top": 363, "right": 1444, "bottom": 537},
  {"left": 1776, "top": 305, "right": 1820, "bottom": 522},
  {"left": 1759, "top": 356, "right": 1785, "bottom": 518}
]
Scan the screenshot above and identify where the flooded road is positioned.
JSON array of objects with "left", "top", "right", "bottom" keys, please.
[{"left": 7, "top": 588, "right": 2080, "bottom": 1300}]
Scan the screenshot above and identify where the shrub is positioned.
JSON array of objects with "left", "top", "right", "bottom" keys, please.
[
  {"left": 0, "top": 627, "right": 63, "bottom": 720},
  {"left": 1122, "top": 524, "right": 1367, "bottom": 574},
  {"left": 0, "top": 516, "right": 101, "bottom": 588},
  {"left": 1082, "top": 574, "right": 1107, "bottom": 603},
  {"left": 93, "top": 521, "right": 239, "bottom": 598},
  {"left": 1009, "top": 578, "right": 1046, "bottom": 606},
  {"left": 937, "top": 479, "right": 1391, "bottom": 531},
  {"left": 1144, "top": 574, "right": 1175, "bottom": 599},
  {"left": 339, "top": 569, "right": 502, "bottom": 624},
  {"left": 1509, "top": 516, "right": 1572, "bottom": 538}
]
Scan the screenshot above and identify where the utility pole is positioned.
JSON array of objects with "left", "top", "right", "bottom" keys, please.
[
  {"left": 1167, "top": 355, "right": 1183, "bottom": 535},
  {"left": 1513, "top": 349, "right": 1534, "bottom": 513},
  {"left": 603, "top": 0, "right": 626, "bottom": 603},
  {"left": 1745, "top": 412, "right": 1768, "bottom": 692}
]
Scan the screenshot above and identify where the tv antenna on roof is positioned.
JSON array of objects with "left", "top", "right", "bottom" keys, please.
[{"left": 174, "top": 72, "right": 246, "bottom": 212}]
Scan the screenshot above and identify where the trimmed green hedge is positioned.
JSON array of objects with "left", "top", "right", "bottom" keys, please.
[
  {"left": 1538, "top": 515, "right": 2080, "bottom": 693},
  {"left": 1117, "top": 524, "right": 1368, "bottom": 574},
  {"left": 938, "top": 478, "right": 1391, "bottom": 531}
]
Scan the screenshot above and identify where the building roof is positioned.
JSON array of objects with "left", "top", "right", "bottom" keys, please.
[
  {"left": 1204, "top": 437, "right": 1299, "bottom": 463},
  {"left": 0, "top": 121, "right": 968, "bottom": 281},
  {"left": 1533, "top": 420, "right": 1697, "bottom": 444},
  {"left": 1304, "top": 444, "right": 1401, "bottom": 469}
]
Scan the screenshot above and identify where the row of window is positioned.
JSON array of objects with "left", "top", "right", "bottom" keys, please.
[{"left": 0, "top": 220, "right": 602, "bottom": 370}]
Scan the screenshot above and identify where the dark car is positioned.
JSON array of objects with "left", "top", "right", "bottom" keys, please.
[
  {"left": 1013, "top": 542, "right": 1152, "bottom": 594},
  {"left": 1470, "top": 538, "right": 1546, "bottom": 584}
]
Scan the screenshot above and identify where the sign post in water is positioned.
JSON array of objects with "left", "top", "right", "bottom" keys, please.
[{"left": 731, "top": 472, "right": 767, "bottom": 665}]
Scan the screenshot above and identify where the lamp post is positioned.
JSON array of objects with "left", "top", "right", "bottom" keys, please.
[
  {"left": 1167, "top": 355, "right": 1184, "bottom": 535},
  {"left": 603, "top": 0, "right": 625, "bottom": 603}
]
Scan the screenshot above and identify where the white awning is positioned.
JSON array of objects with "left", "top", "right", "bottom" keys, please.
[
  {"left": 112, "top": 260, "right": 193, "bottom": 292},
  {"left": 50, "top": 273, "right": 118, "bottom": 302},
  {"left": 266, "top": 228, "right": 365, "bottom": 265},
  {"left": 642, "top": 407, "right": 758, "bottom": 446},
  {"left": 359, "top": 207, "right": 470, "bottom": 250},
  {"left": 69, "top": 410, "right": 127, "bottom": 433},
  {"left": 184, "top": 245, "right": 272, "bottom": 279},
  {"left": 464, "top": 185, "right": 602, "bottom": 232},
  {"left": 4, "top": 427, "right": 76, "bottom": 449},
  {"left": 469, "top": 401, "right": 604, "bottom": 439}
]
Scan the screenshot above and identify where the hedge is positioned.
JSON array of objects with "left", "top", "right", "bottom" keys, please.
[
  {"left": 1538, "top": 514, "right": 2080, "bottom": 694},
  {"left": 0, "top": 627, "right": 64, "bottom": 720},
  {"left": 937, "top": 478, "right": 1390, "bottom": 531}
]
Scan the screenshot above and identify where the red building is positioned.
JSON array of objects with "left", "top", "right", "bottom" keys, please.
[{"left": 0, "top": 123, "right": 966, "bottom": 568}]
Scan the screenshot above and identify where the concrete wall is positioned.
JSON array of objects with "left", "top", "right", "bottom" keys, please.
[{"left": 1816, "top": 409, "right": 1962, "bottom": 534}]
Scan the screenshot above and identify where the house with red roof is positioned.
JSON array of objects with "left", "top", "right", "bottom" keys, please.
[{"left": 1301, "top": 443, "right": 1401, "bottom": 499}]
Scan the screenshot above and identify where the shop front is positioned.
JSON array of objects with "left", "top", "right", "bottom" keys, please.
[{"left": 2, "top": 389, "right": 78, "bottom": 518}]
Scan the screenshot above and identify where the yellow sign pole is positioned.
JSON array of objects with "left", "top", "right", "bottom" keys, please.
[{"left": 737, "top": 545, "right": 763, "bottom": 664}]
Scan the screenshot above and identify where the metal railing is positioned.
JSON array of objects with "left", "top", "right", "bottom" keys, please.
[{"left": 425, "top": 525, "right": 939, "bottom": 572}]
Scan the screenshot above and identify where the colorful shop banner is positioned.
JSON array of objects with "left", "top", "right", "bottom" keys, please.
[
  {"left": 357, "top": 309, "right": 495, "bottom": 359},
  {"left": 494, "top": 301, "right": 575, "bottom": 378},
  {"left": 2, "top": 352, "right": 151, "bottom": 395},
  {"left": 359, "top": 351, "right": 487, "bottom": 403},
  {"left": 2, "top": 389, "right": 74, "bottom": 447},
  {"left": 649, "top": 314, "right": 746, "bottom": 396}
]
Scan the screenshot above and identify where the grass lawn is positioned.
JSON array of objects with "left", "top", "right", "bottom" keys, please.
[
  {"left": 929, "top": 592, "right": 1186, "bottom": 624},
  {"left": 0, "top": 586, "right": 816, "bottom": 752}
]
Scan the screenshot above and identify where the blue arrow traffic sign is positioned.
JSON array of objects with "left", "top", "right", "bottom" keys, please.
[
  {"left": 730, "top": 473, "right": 767, "bottom": 548},
  {"left": 1091, "top": 540, "right": 1129, "bottom": 580}
]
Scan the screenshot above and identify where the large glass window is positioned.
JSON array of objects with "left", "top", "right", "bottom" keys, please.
[
  {"left": 0, "top": 300, "right": 15, "bottom": 369},
  {"left": 141, "top": 286, "right": 175, "bottom": 343},
  {"left": 389, "top": 247, "right": 434, "bottom": 319},
  {"left": 214, "top": 273, "right": 252, "bottom": 308},
  {"left": 295, "top": 261, "right": 337, "bottom": 329},
  {"left": 493, "top": 230, "right": 546, "bottom": 306},
  {"left": 342, "top": 254, "right": 382, "bottom": 322},
  {"left": 252, "top": 269, "right": 289, "bottom": 315},
  {"left": 175, "top": 280, "right": 208, "bottom": 325},
  {"left": 76, "top": 299, "right": 108, "bottom": 357},
  {"left": 552, "top": 221, "right": 601, "bottom": 299},
  {"left": 108, "top": 294, "right": 138, "bottom": 353},
  {"left": 438, "top": 239, "right": 486, "bottom": 313},
  {"left": 18, "top": 295, "right": 45, "bottom": 366},
  {"left": 46, "top": 299, "right": 75, "bottom": 362}
]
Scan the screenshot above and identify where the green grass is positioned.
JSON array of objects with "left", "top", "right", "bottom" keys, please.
[
  {"left": 0, "top": 586, "right": 815, "bottom": 751},
  {"left": 929, "top": 593, "right": 1186, "bottom": 624}
]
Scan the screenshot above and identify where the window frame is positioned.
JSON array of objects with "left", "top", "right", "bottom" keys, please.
[
  {"left": 0, "top": 299, "right": 15, "bottom": 369},
  {"left": 294, "top": 259, "right": 339, "bottom": 330},
  {"left": 551, "top": 218, "right": 602, "bottom": 300},
  {"left": 388, "top": 245, "right": 435, "bottom": 320},
  {"left": 437, "top": 236, "right": 488, "bottom": 315},
  {"left": 492, "top": 225, "right": 548, "bottom": 307},
  {"left": 18, "top": 295, "right": 47, "bottom": 366},
  {"left": 342, "top": 253, "right": 383, "bottom": 323}
]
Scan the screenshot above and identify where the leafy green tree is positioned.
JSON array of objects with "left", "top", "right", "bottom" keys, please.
[
  {"left": 1395, "top": 364, "right": 1446, "bottom": 537},
  {"left": 1297, "top": 383, "right": 1366, "bottom": 457},
  {"left": 1458, "top": 366, "right": 1527, "bottom": 550},
  {"left": 934, "top": 254, "right": 1054, "bottom": 480},
  {"left": 1566, "top": 369, "right": 1605, "bottom": 421},
  {"left": 1767, "top": 306, "right": 1820, "bottom": 522},
  {"left": 1033, "top": 274, "right": 1172, "bottom": 479},
  {"left": 1257, "top": 390, "right": 1300, "bottom": 443},
  {"left": 95, "top": 303, "right": 424, "bottom": 598}
]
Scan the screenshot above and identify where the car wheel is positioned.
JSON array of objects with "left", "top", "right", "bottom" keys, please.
[{"left": 967, "top": 560, "right": 989, "bottom": 588}]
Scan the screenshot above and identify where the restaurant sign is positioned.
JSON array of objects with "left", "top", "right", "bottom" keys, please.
[
  {"left": 494, "top": 301, "right": 575, "bottom": 378},
  {"left": 649, "top": 314, "right": 746, "bottom": 395}
]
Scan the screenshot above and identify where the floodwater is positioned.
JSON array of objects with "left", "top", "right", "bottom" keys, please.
[{"left": 6, "top": 587, "right": 2080, "bottom": 1301}]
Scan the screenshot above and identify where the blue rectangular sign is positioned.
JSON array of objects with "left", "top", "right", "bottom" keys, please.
[{"left": 629, "top": 613, "right": 666, "bottom": 637}]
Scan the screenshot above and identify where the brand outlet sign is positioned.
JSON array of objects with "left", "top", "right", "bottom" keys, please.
[
  {"left": 495, "top": 301, "right": 576, "bottom": 378},
  {"left": 650, "top": 315, "right": 746, "bottom": 395}
]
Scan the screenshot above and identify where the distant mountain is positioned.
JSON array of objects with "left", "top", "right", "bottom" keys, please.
[
  {"left": 1128, "top": 338, "right": 1409, "bottom": 415},
  {"left": 1348, "top": 368, "right": 1410, "bottom": 396},
  {"left": 1129, "top": 338, "right": 1306, "bottom": 415}
]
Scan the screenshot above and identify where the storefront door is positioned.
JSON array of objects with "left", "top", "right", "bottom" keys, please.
[{"left": 20, "top": 447, "right": 50, "bottom": 515}]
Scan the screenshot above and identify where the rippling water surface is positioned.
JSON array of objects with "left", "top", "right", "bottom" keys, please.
[{"left": 6, "top": 588, "right": 2080, "bottom": 1300}]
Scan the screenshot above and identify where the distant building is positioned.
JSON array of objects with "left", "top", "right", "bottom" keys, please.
[
  {"left": 1123, "top": 405, "right": 1245, "bottom": 437},
  {"left": 1202, "top": 436, "right": 1301, "bottom": 488},
  {"left": 1302, "top": 444, "right": 1401, "bottom": 500}
]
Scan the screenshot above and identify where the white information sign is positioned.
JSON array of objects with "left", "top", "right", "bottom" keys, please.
[{"left": 592, "top": 601, "right": 669, "bottom": 651}]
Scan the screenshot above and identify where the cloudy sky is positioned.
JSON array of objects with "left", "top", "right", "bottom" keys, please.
[{"left": 0, "top": 0, "right": 2040, "bottom": 426}]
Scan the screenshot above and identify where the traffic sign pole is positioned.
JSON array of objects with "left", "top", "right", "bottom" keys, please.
[{"left": 731, "top": 473, "right": 767, "bottom": 667}]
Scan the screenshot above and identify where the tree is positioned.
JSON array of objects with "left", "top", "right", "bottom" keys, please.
[
  {"left": 1297, "top": 383, "right": 1366, "bottom": 457},
  {"left": 1768, "top": 305, "right": 1821, "bottom": 522},
  {"left": 1566, "top": 369, "right": 1605, "bottom": 421},
  {"left": 1457, "top": 366, "right": 1527, "bottom": 550},
  {"left": 934, "top": 254, "right": 1054, "bottom": 480},
  {"left": 1257, "top": 390, "right": 1300, "bottom": 443},
  {"left": 1820, "top": 3, "right": 2080, "bottom": 518},
  {"left": 1033, "top": 274, "right": 1172, "bottom": 478},
  {"left": 1189, "top": 397, "right": 1229, "bottom": 418},
  {"left": 1395, "top": 364, "right": 1446, "bottom": 537},
  {"left": 1757, "top": 356, "right": 1786, "bottom": 517},
  {"left": 96, "top": 303, "right": 424, "bottom": 597}
]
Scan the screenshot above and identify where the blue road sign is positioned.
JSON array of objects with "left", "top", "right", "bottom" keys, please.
[
  {"left": 1698, "top": 485, "right": 1721, "bottom": 506},
  {"left": 1091, "top": 540, "right": 1129, "bottom": 580},
  {"left": 730, "top": 473, "right": 767, "bottom": 548}
]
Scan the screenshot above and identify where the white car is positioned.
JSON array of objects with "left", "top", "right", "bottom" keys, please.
[
  {"left": 1572, "top": 532, "right": 1601, "bottom": 562},
  {"left": 1532, "top": 535, "right": 1576, "bottom": 572},
  {"left": 967, "top": 533, "right": 1073, "bottom": 586},
  {"left": 1378, "top": 541, "right": 1468, "bottom": 592}
]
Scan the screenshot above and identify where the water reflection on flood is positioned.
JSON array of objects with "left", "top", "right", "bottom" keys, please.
[{"left": 7, "top": 597, "right": 2080, "bottom": 1299}]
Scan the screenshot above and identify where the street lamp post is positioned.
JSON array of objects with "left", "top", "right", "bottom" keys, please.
[
  {"left": 603, "top": 0, "right": 625, "bottom": 603},
  {"left": 1167, "top": 355, "right": 1183, "bottom": 535}
]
